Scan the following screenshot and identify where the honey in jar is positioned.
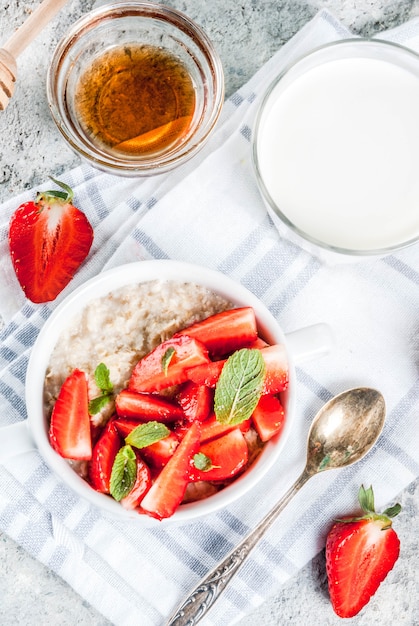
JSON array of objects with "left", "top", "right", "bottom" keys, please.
[{"left": 74, "top": 43, "right": 196, "bottom": 157}]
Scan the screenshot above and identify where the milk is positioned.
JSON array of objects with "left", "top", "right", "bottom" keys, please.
[{"left": 256, "top": 55, "right": 419, "bottom": 252}]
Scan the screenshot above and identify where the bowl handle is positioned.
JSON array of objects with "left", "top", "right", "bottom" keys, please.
[
  {"left": 0, "top": 421, "right": 36, "bottom": 463},
  {"left": 285, "top": 322, "right": 334, "bottom": 365}
]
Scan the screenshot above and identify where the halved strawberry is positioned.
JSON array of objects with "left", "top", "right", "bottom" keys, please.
[
  {"left": 252, "top": 394, "right": 285, "bottom": 442},
  {"left": 88, "top": 420, "right": 122, "bottom": 493},
  {"left": 129, "top": 336, "right": 209, "bottom": 393},
  {"left": 199, "top": 413, "right": 251, "bottom": 443},
  {"left": 120, "top": 451, "right": 151, "bottom": 510},
  {"left": 49, "top": 369, "right": 92, "bottom": 460},
  {"left": 9, "top": 178, "right": 93, "bottom": 303},
  {"left": 189, "top": 428, "right": 249, "bottom": 482},
  {"left": 140, "top": 421, "right": 201, "bottom": 520},
  {"left": 115, "top": 389, "right": 184, "bottom": 422},
  {"left": 176, "top": 381, "right": 213, "bottom": 422},
  {"left": 326, "top": 485, "right": 401, "bottom": 618},
  {"left": 174, "top": 307, "right": 258, "bottom": 355}
]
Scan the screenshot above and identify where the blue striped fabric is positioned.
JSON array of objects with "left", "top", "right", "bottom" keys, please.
[{"left": 0, "top": 10, "right": 419, "bottom": 625}]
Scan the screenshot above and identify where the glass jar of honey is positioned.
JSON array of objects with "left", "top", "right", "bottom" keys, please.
[{"left": 47, "top": 2, "right": 224, "bottom": 176}]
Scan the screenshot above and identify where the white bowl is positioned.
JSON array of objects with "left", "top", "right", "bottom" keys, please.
[{"left": 21, "top": 261, "right": 302, "bottom": 525}]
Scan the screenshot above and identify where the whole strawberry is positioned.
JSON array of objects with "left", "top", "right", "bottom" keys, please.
[
  {"left": 326, "top": 485, "right": 401, "bottom": 618},
  {"left": 9, "top": 178, "right": 93, "bottom": 303}
]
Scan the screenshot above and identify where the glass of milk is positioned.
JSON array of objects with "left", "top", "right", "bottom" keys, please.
[{"left": 253, "top": 39, "right": 419, "bottom": 256}]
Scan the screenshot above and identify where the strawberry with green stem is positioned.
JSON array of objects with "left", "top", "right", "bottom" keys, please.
[
  {"left": 9, "top": 177, "right": 93, "bottom": 303},
  {"left": 326, "top": 485, "right": 401, "bottom": 618}
]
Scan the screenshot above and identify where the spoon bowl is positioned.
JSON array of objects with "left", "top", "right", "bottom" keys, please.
[
  {"left": 306, "top": 387, "right": 386, "bottom": 475},
  {"left": 168, "top": 387, "right": 386, "bottom": 625}
]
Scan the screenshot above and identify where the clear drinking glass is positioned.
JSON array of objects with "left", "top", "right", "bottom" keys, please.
[{"left": 253, "top": 39, "right": 419, "bottom": 257}]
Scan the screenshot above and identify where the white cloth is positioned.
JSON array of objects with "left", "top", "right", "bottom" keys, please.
[{"left": 0, "top": 9, "right": 418, "bottom": 625}]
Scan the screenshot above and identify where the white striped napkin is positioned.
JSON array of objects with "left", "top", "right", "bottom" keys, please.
[{"left": 0, "top": 9, "right": 419, "bottom": 625}]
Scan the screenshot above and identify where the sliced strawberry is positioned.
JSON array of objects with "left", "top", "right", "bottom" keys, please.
[
  {"left": 113, "top": 418, "right": 144, "bottom": 438},
  {"left": 189, "top": 428, "right": 248, "bottom": 482},
  {"left": 260, "top": 344, "right": 289, "bottom": 394},
  {"left": 88, "top": 420, "right": 122, "bottom": 493},
  {"left": 326, "top": 485, "right": 401, "bottom": 618},
  {"left": 186, "top": 359, "right": 225, "bottom": 387},
  {"left": 113, "top": 418, "right": 180, "bottom": 469},
  {"left": 120, "top": 451, "right": 151, "bottom": 510},
  {"left": 49, "top": 369, "right": 92, "bottom": 460},
  {"left": 140, "top": 421, "right": 201, "bottom": 520},
  {"left": 141, "top": 433, "right": 180, "bottom": 469},
  {"left": 174, "top": 307, "right": 258, "bottom": 355},
  {"left": 176, "top": 381, "right": 213, "bottom": 422},
  {"left": 252, "top": 394, "right": 285, "bottom": 442},
  {"left": 115, "top": 389, "right": 183, "bottom": 422},
  {"left": 90, "top": 422, "right": 104, "bottom": 447},
  {"left": 9, "top": 179, "right": 93, "bottom": 303},
  {"left": 129, "top": 336, "right": 209, "bottom": 393},
  {"left": 199, "top": 413, "right": 251, "bottom": 443}
]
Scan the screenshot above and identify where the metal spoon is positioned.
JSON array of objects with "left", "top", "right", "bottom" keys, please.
[{"left": 167, "top": 387, "right": 386, "bottom": 625}]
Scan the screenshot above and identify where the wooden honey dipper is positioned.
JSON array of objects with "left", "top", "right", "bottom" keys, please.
[{"left": 0, "top": 0, "right": 70, "bottom": 110}]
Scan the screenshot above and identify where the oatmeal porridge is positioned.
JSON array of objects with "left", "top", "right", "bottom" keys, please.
[{"left": 45, "top": 280, "right": 231, "bottom": 423}]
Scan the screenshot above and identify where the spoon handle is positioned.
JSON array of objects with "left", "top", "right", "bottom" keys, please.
[
  {"left": 3, "top": 0, "right": 70, "bottom": 60},
  {"left": 167, "top": 469, "right": 311, "bottom": 626}
]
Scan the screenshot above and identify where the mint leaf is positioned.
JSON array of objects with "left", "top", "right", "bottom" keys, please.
[
  {"left": 88, "top": 363, "right": 114, "bottom": 414},
  {"left": 110, "top": 445, "right": 137, "bottom": 501},
  {"left": 214, "top": 349, "right": 265, "bottom": 425},
  {"left": 193, "top": 452, "right": 213, "bottom": 471},
  {"left": 162, "top": 347, "right": 176, "bottom": 375},
  {"left": 88, "top": 394, "right": 112, "bottom": 415},
  {"left": 94, "top": 363, "right": 113, "bottom": 393},
  {"left": 126, "top": 421, "right": 170, "bottom": 449}
]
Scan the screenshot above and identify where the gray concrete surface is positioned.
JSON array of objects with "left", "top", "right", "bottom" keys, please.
[{"left": 0, "top": 1, "right": 419, "bottom": 624}]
